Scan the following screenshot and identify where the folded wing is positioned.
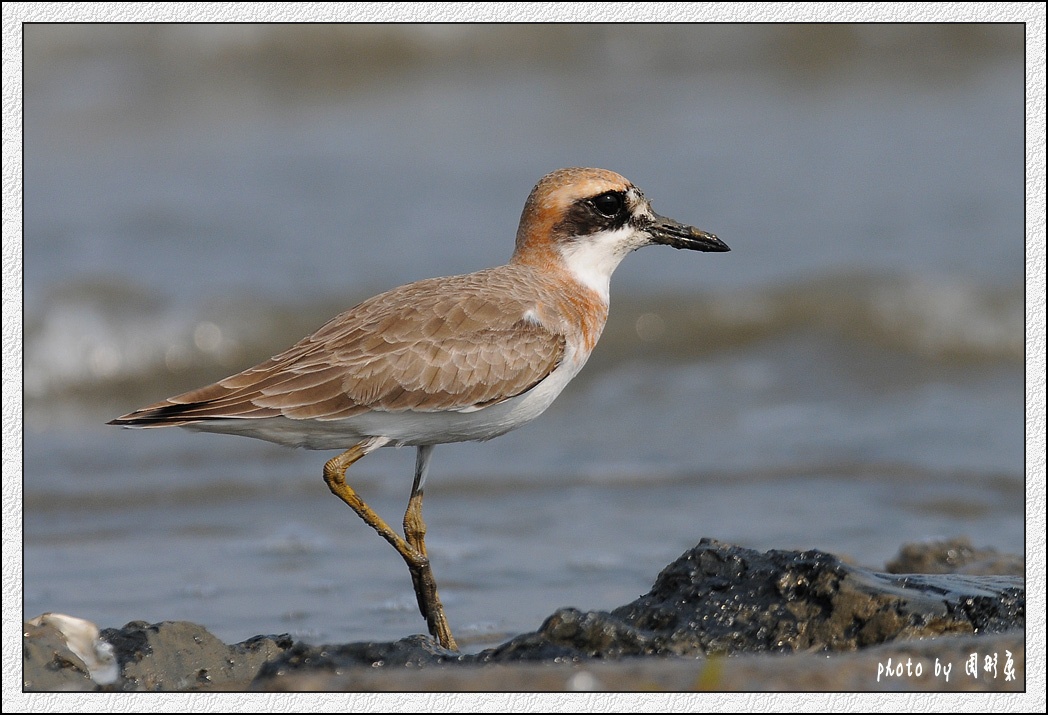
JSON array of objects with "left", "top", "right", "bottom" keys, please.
[{"left": 110, "top": 272, "right": 566, "bottom": 427}]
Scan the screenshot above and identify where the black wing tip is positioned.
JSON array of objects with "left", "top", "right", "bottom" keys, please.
[{"left": 108, "top": 402, "right": 203, "bottom": 427}]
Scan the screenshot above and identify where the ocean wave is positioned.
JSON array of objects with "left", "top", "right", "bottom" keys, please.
[
  {"left": 22, "top": 271, "right": 1023, "bottom": 406},
  {"left": 615, "top": 272, "right": 1024, "bottom": 363}
]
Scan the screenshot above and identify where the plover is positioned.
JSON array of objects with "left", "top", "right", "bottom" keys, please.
[{"left": 110, "top": 167, "right": 729, "bottom": 650}]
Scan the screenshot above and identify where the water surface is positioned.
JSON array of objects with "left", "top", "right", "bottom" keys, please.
[{"left": 21, "top": 25, "right": 1026, "bottom": 648}]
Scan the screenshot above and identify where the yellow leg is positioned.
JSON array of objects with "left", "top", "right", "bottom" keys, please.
[
  {"left": 322, "top": 440, "right": 457, "bottom": 651},
  {"left": 403, "top": 445, "right": 457, "bottom": 650}
]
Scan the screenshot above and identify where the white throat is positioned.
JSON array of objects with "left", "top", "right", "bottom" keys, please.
[{"left": 555, "top": 225, "right": 647, "bottom": 303}]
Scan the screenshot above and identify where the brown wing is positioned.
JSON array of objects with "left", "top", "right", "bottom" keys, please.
[{"left": 110, "top": 270, "right": 566, "bottom": 426}]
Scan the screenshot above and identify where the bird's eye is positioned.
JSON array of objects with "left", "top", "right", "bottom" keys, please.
[{"left": 590, "top": 191, "right": 625, "bottom": 217}]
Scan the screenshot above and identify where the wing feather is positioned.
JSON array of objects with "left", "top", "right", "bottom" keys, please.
[{"left": 110, "top": 269, "right": 567, "bottom": 426}]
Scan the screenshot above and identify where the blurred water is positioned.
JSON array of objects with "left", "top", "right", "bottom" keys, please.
[{"left": 20, "top": 25, "right": 1025, "bottom": 648}]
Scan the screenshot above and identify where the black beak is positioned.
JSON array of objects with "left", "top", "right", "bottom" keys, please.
[{"left": 647, "top": 213, "right": 729, "bottom": 252}]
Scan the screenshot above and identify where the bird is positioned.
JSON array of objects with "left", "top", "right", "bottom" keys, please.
[{"left": 109, "top": 167, "right": 730, "bottom": 651}]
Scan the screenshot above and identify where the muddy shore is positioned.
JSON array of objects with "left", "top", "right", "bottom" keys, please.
[{"left": 23, "top": 538, "right": 1025, "bottom": 693}]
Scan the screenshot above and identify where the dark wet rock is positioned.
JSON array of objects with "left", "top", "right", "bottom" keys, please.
[
  {"left": 479, "top": 539, "right": 1025, "bottom": 661},
  {"left": 254, "top": 634, "right": 460, "bottom": 681},
  {"left": 885, "top": 537, "right": 1025, "bottom": 576},
  {"left": 22, "top": 538, "right": 1024, "bottom": 692}
]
